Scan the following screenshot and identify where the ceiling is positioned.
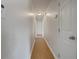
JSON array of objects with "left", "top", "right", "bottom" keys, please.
[{"left": 31, "top": 0, "right": 52, "bottom": 12}]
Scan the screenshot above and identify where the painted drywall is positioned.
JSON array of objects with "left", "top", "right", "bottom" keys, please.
[
  {"left": 1, "top": 0, "right": 34, "bottom": 59},
  {"left": 44, "top": 0, "right": 59, "bottom": 58},
  {"left": 44, "top": 16, "right": 59, "bottom": 58}
]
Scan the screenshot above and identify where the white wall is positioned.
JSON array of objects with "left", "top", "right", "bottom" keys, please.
[
  {"left": 44, "top": 16, "right": 59, "bottom": 58},
  {"left": 1, "top": 0, "right": 34, "bottom": 59},
  {"left": 44, "top": 0, "right": 77, "bottom": 59},
  {"left": 44, "top": 0, "right": 59, "bottom": 58}
]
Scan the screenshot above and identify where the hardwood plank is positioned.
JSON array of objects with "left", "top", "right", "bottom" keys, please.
[{"left": 31, "top": 38, "right": 55, "bottom": 59}]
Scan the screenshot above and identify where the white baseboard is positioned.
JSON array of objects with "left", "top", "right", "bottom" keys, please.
[
  {"left": 44, "top": 38, "right": 58, "bottom": 59},
  {"left": 29, "top": 38, "right": 35, "bottom": 59}
]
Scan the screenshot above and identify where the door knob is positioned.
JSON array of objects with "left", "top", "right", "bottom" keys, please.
[{"left": 69, "top": 36, "right": 76, "bottom": 40}]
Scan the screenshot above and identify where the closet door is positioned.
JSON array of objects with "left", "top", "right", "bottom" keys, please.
[{"left": 60, "top": 0, "right": 77, "bottom": 59}]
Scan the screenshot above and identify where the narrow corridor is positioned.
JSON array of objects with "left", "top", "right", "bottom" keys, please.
[{"left": 1, "top": 0, "right": 77, "bottom": 59}]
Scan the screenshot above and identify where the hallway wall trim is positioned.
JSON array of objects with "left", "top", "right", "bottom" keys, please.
[
  {"left": 44, "top": 38, "right": 58, "bottom": 59},
  {"left": 30, "top": 39, "right": 35, "bottom": 59}
]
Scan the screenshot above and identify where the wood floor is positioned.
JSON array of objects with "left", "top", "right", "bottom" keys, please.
[{"left": 31, "top": 38, "right": 55, "bottom": 59}]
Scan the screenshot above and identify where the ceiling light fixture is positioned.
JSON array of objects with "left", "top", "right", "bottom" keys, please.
[
  {"left": 37, "top": 13, "right": 42, "bottom": 15},
  {"left": 28, "top": 13, "right": 34, "bottom": 16},
  {"left": 46, "top": 13, "right": 51, "bottom": 16}
]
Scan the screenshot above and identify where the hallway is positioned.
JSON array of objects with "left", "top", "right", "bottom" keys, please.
[
  {"left": 31, "top": 38, "right": 55, "bottom": 59},
  {"left": 1, "top": 0, "right": 77, "bottom": 59}
]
